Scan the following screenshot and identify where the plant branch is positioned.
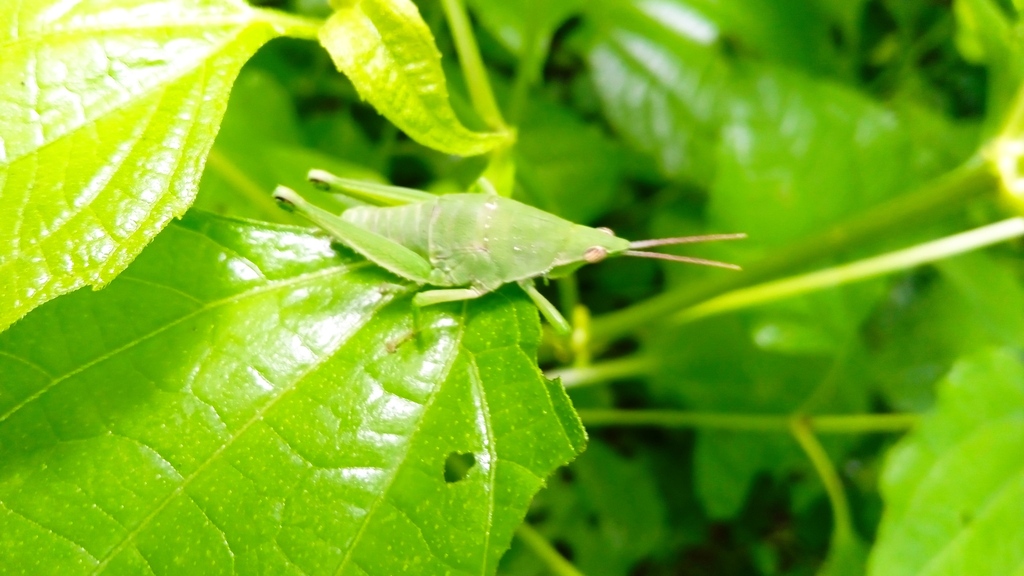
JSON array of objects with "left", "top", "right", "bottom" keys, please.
[
  {"left": 674, "top": 216, "right": 1024, "bottom": 324},
  {"left": 441, "top": 0, "right": 506, "bottom": 130},
  {"left": 790, "top": 417, "right": 859, "bottom": 563},
  {"left": 577, "top": 410, "right": 919, "bottom": 434},
  {"left": 590, "top": 155, "right": 998, "bottom": 345},
  {"left": 515, "top": 523, "right": 584, "bottom": 576},
  {"left": 546, "top": 355, "right": 657, "bottom": 388}
]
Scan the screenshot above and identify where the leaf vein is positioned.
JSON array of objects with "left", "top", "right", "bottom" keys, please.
[
  {"left": 332, "top": 308, "right": 468, "bottom": 575},
  {"left": 0, "top": 265, "right": 355, "bottom": 426},
  {"left": 87, "top": 270, "right": 384, "bottom": 574}
]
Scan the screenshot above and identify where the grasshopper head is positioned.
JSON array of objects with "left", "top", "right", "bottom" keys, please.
[
  {"left": 551, "top": 227, "right": 747, "bottom": 277},
  {"left": 547, "top": 225, "right": 632, "bottom": 278}
]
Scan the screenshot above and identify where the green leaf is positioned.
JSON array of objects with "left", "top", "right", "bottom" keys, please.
[
  {"left": 319, "top": 0, "right": 510, "bottom": 156},
  {"left": 0, "top": 0, "right": 306, "bottom": 332},
  {"left": 869, "top": 348, "right": 1024, "bottom": 575},
  {"left": 582, "top": 0, "right": 840, "bottom": 185},
  {"left": 584, "top": 0, "right": 968, "bottom": 189},
  {"left": 0, "top": 212, "right": 585, "bottom": 574},
  {"left": 634, "top": 29, "right": 970, "bottom": 356},
  {"left": 707, "top": 85, "right": 963, "bottom": 248}
]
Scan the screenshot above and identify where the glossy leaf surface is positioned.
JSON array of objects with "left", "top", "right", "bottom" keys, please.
[
  {"left": 0, "top": 212, "right": 585, "bottom": 574},
  {"left": 0, "top": 0, "right": 303, "bottom": 332},
  {"left": 319, "top": 0, "right": 510, "bottom": 156},
  {"left": 869, "top": 348, "right": 1024, "bottom": 575}
]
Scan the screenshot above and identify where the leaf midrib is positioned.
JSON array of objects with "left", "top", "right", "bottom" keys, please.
[{"left": 333, "top": 302, "right": 470, "bottom": 576}]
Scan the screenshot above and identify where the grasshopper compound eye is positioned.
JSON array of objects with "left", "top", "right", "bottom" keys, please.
[{"left": 584, "top": 246, "right": 609, "bottom": 263}]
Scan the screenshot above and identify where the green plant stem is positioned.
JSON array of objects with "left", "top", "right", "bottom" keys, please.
[
  {"left": 256, "top": 9, "right": 323, "bottom": 40},
  {"left": 577, "top": 410, "right": 919, "bottom": 434},
  {"left": 790, "top": 417, "right": 858, "bottom": 562},
  {"left": 441, "top": 0, "right": 506, "bottom": 130},
  {"left": 547, "top": 355, "right": 657, "bottom": 388},
  {"left": 675, "top": 216, "right": 1024, "bottom": 324},
  {"left": 590, "top": 155, "right": 998, "bottom": 346},
  {"left": 515, "top": 523, "right": 585, "bottom": 576}
]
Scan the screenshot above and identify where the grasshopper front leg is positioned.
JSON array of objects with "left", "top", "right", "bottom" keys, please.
[{"left": 386, "top": 287, "right": 489, "bottom": 351}]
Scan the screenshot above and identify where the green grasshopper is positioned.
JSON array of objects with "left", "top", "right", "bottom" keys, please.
[{"left": 273, "top": 169, "right": 745, "bottom": 334}]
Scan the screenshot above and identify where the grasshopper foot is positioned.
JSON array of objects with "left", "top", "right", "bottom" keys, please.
[{"left": 385, "top": 330, "right": 416, "bottom": 354}]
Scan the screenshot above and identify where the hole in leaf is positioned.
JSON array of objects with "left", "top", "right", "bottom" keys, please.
[{"left": 444, "top": 452, "right": 476, "bottom": 483}]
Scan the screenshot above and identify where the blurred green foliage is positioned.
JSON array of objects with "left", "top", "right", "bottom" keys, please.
[{"left": 5, "top": 0, "right": 1024, "bottom": 573}]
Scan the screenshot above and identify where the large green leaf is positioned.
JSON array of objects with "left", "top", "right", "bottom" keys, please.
[
  {"left": 582, "top": 0, "right": 838, "bottom": 185},
  {"left": 0, "top": 212, "right": 585, "bottom": 574},
  {"left": 594, "top": 0, "right": 972, "bottom": 360},
  {"left": 0, "top": 0, "right": 310, "bottom": 332},
  {"left": 319, "top": 0, "right": 510, "bottom": 157},
  {"left": 869, "top": 348, "right": 1024, "bottom": 575},
  {"left": 583, "top": 0, "right": 968, "bottom": 190}
]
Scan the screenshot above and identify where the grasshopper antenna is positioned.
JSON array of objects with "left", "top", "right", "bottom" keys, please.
[
  {"left": 623, "top": 251, "right": 741, "bottom": 270},
  {"left": 623, "top": 233, "right": 746, "bottom": 270},
  {"left": 629, "top": 233, "right": 747, "bottom": 249}
]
